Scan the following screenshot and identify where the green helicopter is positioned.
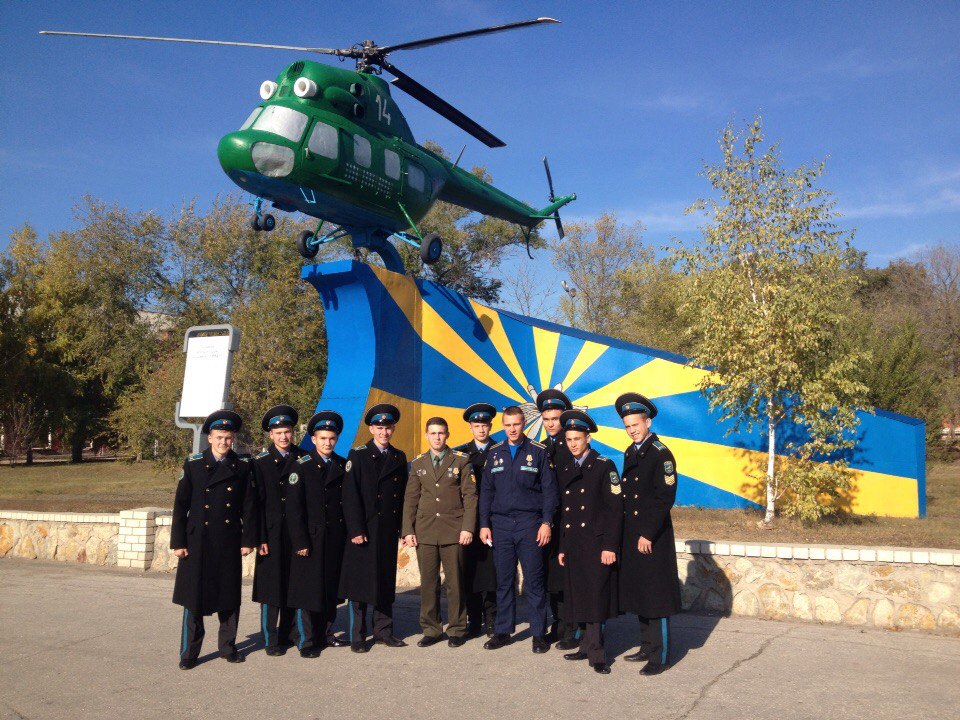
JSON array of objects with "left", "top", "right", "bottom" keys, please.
[{"left": 41, "top": 18, "right": 576, "bottom": 274}]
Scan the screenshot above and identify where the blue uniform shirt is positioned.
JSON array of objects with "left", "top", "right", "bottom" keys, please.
[{"left": 479, "top": 436, "right": 558, "bottom": 528}]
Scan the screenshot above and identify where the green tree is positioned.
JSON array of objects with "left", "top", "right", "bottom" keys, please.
[
  {"left": 675, "top": 117, "right": 868, "bottom": 523},
  {"left": 552, "top": 212, "right": 644, "bottom": 335},
  {"left": 614, "top": 256, "right": 696, "bottom": 355}
]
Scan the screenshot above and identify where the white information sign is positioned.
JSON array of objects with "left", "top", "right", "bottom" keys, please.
[{"left": 179, "top": 335, "right": 232, "bottom": 418}]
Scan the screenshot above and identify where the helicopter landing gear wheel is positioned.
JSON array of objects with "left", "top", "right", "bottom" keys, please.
[
  {"left": 261, "top": 213, "right": 276, "bottom": 232},
  {"left": 250, "top": 215, "right": 262, "bottom": 232},
  {"left": 421, "top": 232, "right": 442, "bottom": 265},
  {"left": 296, "top": 230, "right": 319, "bottom": 259}
]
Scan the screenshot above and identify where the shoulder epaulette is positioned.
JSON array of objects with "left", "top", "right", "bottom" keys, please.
[
  {"left": 453, "top": 450, "right": 467, "bottom": 458},
  {"left": 239, "top": 457, "right": 250, "bottom": 463},
  {"left": 597, "top": 455, "right": 609, "bottom": 462},
  {"left": 188, "top": 452, "right": 203, "bottom": 461},
  {"left": 354, "top": 445, "right": 366, "bottom": 452},
  {"left": 255, "top": 450, "right": 269, "bottom": 459},
  {"left": 415, "top": 452, "right": 428, "bottom": 461},
  {"left": 491, "top": 441, "right": 504, "bottom": 449},
  {"left": 530, "top": 441, "right": 546, "bottom": 449},
  {"left": 652, "top": 440, "right": 667, "bottom": 451},
  {"left": 297, "top": 454, "right": 311, "bottom": 465}
]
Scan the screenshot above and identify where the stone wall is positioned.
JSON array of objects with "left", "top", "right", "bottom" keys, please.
[
  {"left": 2, "top": 507, "right": 958, "bottom": 636},
  {"left": 0, "top": 511, "right": 118, "bottom": 565}
]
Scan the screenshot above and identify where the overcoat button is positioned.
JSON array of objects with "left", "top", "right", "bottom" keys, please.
[
  {"left": 565, "top": 524, "right": 570, "bottom": 529},
  {"left": 436, "top": 512, "right": 440, "bottom": 516},
  {"left": 580, "top": 488, "right": 585, "bottom": 493},
  {"left": 226, "top": 503, "right": 231, "bottom": 508},
  {"left": 204, "top": 521, "right": 209, "bottom": 526},
  {"left": 565, "top": 490, "right": 570, "bottom": 495},
  {"left": 204, "top": 504, "right": 210, "bottom": 509},
  {"left": 227, "top": 487, "right": 233, "bottom": 492},
  {"left": 564, "top": 507, "right": 569, "bottom": 512},
  {"left": 225, "top": 519, "right": 230, "bottom": 524},
  {"left": 634, "top": 511, "right": 638, "bottom": 516}
]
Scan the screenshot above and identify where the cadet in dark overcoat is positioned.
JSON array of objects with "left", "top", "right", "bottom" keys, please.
[
  {"left": 338, "top": 403, "right": 409, "bottom": 651},
  {"left": 251, "top": 405, "right": 310, "bottom": 656},
  {"left": 554, "top": 410, "right": 622, "bottom": 675},
  {"left": 171, "top": 410, "right": 257, "bottom": 669},
  {"left": 537, "top": 388, "right": 579, "bottom": 649},
  {"left": 454, "top": 402, "right": 499, "bottom": 637},
  {"left": 286, "top": 411, "right": 349, "bottom": 655},
  {"left": 616, "top": 393, "right": 682, "bottom": 675}
]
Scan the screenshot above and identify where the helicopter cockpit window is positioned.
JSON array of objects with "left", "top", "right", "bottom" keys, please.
[
  {"left": 384, "top": 150, "right": 401, "bottom": 180},
  {"left": 407, "top": 163, "right": 426, "bottom": 193},
  {"left": 353, "top": 135, "right": 372, "bottom": 168},
  {"left": 251, "top": 105, "right": 308, "bottom": 143},
  {"left": 308, "top": 122, "right": 338, "bottom": 159},
  {"left": 239, "top": 107, "right": 262, "bottom": 131}
]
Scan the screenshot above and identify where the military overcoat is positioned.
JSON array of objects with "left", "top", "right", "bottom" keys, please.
[{"left": 454, "top": 440, "right": 497, "bottom": 593}]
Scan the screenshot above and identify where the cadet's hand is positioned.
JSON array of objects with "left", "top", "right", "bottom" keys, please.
[
  {"left": 601, "top": 550, "right": 616, "bottom": 565},
  {"left": 173, "top": 548, "right": 188, "bottom": 558},
  {"left": 637, "top": 536, "right": 653, "bottom": 554},
  {"left": 351, "top": 534, "right": 368, "bottom": 545},
  {"left": 479, "top": 527, "right": 492, "bottom": 546},
  {"left": 297, "top": 547, "right": 309, "bottom": 557},
  {"left": 536, "top": 523, "right": 552, "bottom": 547},
  {"left": 558, "top": 552, "right": 565, "bottom": 567},
  {"left": 240, "top": 546, "right": 254, "bottom": 557},
  {"left": 259, "top": 543, "right": 269, "bottom": 556},
  {"left": 404, "top": 534, "right": 418, "bottom": 548},
  {"left": 458, "top": 531, "right": 473, "bottom": 546}
]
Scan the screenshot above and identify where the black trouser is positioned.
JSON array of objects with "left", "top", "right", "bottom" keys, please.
[
  {"left": 347, "top": 600, "right": 393, "bottom": 642},
  {"left": 261, "top": 603, "right": 296, "bottom": 649},
  {"left": 466, "top": 590, "right": 497, "bottom": 631},
  {"left": 291, "top": 608, "right": 323, "bottom": 651},
  {"left": 179, "top": 607, "right": 239, "bottom": 661},
  {"left": 549, "top": 592, "right": 579, "bottom": 642},
  {"left": 638, "top": 615, "right": 670, "bottom": 666},
  {"left": 578, "top": 622, "right": 606, "bottom": 666}
]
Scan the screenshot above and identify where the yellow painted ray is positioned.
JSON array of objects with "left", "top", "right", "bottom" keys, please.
[
  {"left": 575, "top": 358, "right": 714, "bottom": 409},
  {"left": 372, "top": 268, "right": 524, "bottom": 403},
  {"left": 349, "top": 388, "right": 421, "bottom": 452},
  {"left": 468, "top": 300, "right": 529, "bottom": 392},
  {"left": 533, "top": 326, "right": 560, "bottom": 392},
  {"left": 560, "top": 340, "right": 609, "bottom": 391}
]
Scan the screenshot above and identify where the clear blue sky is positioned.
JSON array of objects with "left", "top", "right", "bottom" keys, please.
[{"left": 2, "top": 1, "right": 959, "bottom": 266}]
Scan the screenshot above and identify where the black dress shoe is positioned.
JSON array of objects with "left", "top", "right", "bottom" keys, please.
[
  {"left": 265, "top": 646, "right": 284, "bottom": 656},
  {"left": 222, "top": 651, "right": 245, "bottom": 663},
  {"left": 326, "top": 634, "right": 350, "bottom": 648},
  {"left": 532, "top": 636, "right": 550, "bottom": 654},
  {"left": 594, "top": 662, "right": 611, "bottom": 675},
  {"left": 417, "top": 634, "right": 446, "bottom": 647},
  {"left": 375, "top": 635, "right": 408, "bottom": 648},
  {"left": 563, "top": 651, "right": 589, "bottom": 661},
  {"left": 556, "top": 639, "right": 580, "bottom": 651},
  {"left": 300, "top": 647, "right": 322, "bottom": 658},
  {"left": 483, "top": 633, "right": 513, "bottom": 650},
  {"left": 351, "top": 641, "right": 369, "bottom": 653},
  {"left": 640, "top": 661, "right": 669, "bottom": 675},
  {"left": 624, "top": 649, "right": 650, "bottom": 662},
  {"left": 448, "top": 635, "right": 467, "bottom": 648},
  {"left": 485, "top": 626, "right": 495, "bottom": 638},
  {"left": 178, "top": 658, "right": 197, "bottom": 670}
]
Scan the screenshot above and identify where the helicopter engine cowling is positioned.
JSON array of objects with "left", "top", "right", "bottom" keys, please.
[{"left": 293, "top": 77, "right": 318, "bottom": 98}]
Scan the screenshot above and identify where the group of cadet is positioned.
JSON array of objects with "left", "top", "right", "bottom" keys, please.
[{"left": 170, "top": 389, "right": 681, "bottom": 676}]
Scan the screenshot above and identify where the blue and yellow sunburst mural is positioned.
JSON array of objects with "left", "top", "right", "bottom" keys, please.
[{"left": 302, "top": 260, "right": 926, "bottom": 518}]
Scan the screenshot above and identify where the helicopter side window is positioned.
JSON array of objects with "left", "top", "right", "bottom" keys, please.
[
  {"left": 407, "top": 163, "right": 426, "bottom": 193},
  {"left": 251, "top": 105, "right": 308, "bottom": 143},
  {"left": 384, "top": 150, "right": 401, "bottom": 180},
  {"left": 353, "top": 135, "right": 372, "bottom": 168},
  {"left": 308, "top": 122, "right": 338, "bottom": 160},
  {"left": 239, "top": 107, "right": 262, "bottom": 131}
]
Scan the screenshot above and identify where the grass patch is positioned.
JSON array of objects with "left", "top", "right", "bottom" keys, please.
[{"left": 1, "top": 458, "right": 957, "bottom": 549}]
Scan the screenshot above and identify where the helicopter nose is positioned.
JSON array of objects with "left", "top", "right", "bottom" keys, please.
[{"left": 217, "top": 132, "right": 254, "bottom": 174}]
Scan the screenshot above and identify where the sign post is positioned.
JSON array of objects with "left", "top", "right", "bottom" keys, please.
[{"left": 175, "top": 324, "right": 241, "bottom": 454}]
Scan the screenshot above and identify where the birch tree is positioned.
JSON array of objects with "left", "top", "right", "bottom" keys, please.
[{"left": 675, "top": 117, "right": 867, "bottom": 522}]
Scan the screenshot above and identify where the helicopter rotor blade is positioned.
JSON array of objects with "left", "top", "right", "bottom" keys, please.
[
  {"left": 39, "top": 31, "right": 345, "bottom": 56},
  {"left": 382, "top": 61, "right": 505, "bottom": 148},
  {"left": 378, "top": 17, "right": 559, "bottom": 54},
  {"left": 543, "top": 156, "right": 557, "bottom": 201}
]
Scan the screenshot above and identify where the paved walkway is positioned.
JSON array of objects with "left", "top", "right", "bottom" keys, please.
[{"left": 1, "top": 558, "right": 957, "bottom": 720}]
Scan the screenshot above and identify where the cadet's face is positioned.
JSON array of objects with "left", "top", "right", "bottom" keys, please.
[
  {"left": 208, "top": 430, "right": 234, "bottom": 455},
  {"left": 269, "top": 426, "right": 293, "bottom": 450},
  {"left": 470, "top": 421, "right": 491, "bottom": 444},
  {"left": 623, "top": 414, "right": 652, "bottom": 444},
  {"left": 370, "top": 424, "right": 395, "bottom": 446},
  {"left": 425, "top": 423, "right": 449, "bottom": 452},
  {"left": 312, "top": 430, "right": 338, "bottom": 457},
  {"left": 565, "top": 429, "right": 589, "bottom": 457},
  {"left": 541, "top": 409, "right": 562, "bottom": 436},
  {"left": 502, "top": 413, "right": 525, "bottom": 443}
]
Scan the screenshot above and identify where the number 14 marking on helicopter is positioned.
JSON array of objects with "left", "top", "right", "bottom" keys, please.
[{"left": 375, "top": 94, "right": 391, "bottom": 125}]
